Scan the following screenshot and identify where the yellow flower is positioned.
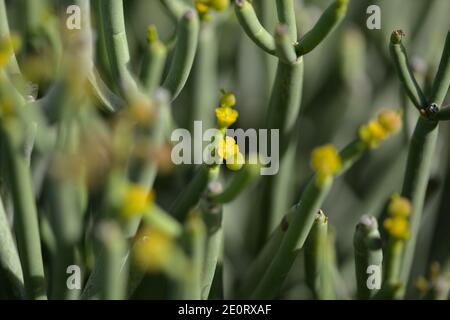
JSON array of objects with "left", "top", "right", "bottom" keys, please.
[
  {"left": 133, "top": 226, "right": 174, "bottom": 272},
  {"left": 387, "top": 194, "right": 411, "bottom": 218},
  {"left": 121, "top": 184, "right": 154, "bottom": 220},
  {"left": 384, "top": 216, "right": 410, "bottom": 240},
  {"left": 218, "top": 136, "right": 239, "bottom": 160},
  {"left": 415, "top": 276, "right": 429, "bottom": 293},
  {"left": 359, "top": 120, "right": 387, "bottom": 148},
  {"left": 195, "top": 1, "right": 210, "bottom": 15},
  {"left": 0, "top": 35, "right": 20, "bottom": 69},
  {"left": 210, "top": 0, "right": 230, "bottom": 11},
  {"left": 359, "top": 110, "right": 402, "bottom": 148},
  {"left": 378, "top": 110, "right": 402, "bottom": 134},
  {"left": 215, "top": 106, "right": 238, "bottom": 128},
  {"left": 219, "top": 91, "right": 236, "bottom": 108},
  {"left": 310, "top": 144, "right": 341, "bottom": 186}
]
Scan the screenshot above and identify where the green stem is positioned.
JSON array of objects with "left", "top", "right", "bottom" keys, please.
[
  {"left": 251, "top": 140, "right": 367, "bottom": 299},
  {"left": 275, "top": 0, "right": 297, "bottom": 42},
  {"left": 389, "top": 31, "right": 428, "bottom": 110},
  {"left": 0, "top": 195, "right": 24, "bottom": 299},
  {"left": 304, "top": 210, "right": 329, "bottom": 299},
  {"left": 383, "top": 239, "right": 404, "bottom": 290},
  {"left": 274, "top": 25, "right": 297, "bottom": 64},
  {"left": 353, "top": 215, "right": 383, "bottom": 299},
  {"left": 190, "top": 21, "right": 218, "bottom": 131},
  {"left": 200, "top": 183, "right": 223, "bottom": 299},
  {"left": 140, "top": 28, "right": 168, "bottom": 95},
  {"left": 171, "top": 165, "right": 217, "bottom": 221},
  {"left": 0, "top": 0, "right": 21, "bottom": 76},
  {"left": 398, "top": 117, "right": 438, "bottom": 296},
  {"left": 295, "top": 0, "right": 349, "bottom": 56},
  {"left": 211, "top": 162, "right": 260, "bottom": 204},
  {"left": 100, "top": 0, "right": 137, "bottom": 93},
  {"left": 159, "top": 0, "right": 191, "bottom": 21},
  {"left": 162, "top": 10, "right": 200, "bottom": 101},
  {"left": 180, "top": 212, "right": 206, "bottom": 300},
  {"left": 97, "top": 221, "right": 127, "bottom": 300},
  {"left": 234, "top": 0, "right": 276, "bottom": 55},
  {"left": 0, "top": 125, "right": 46, "bottom": 299},
  {"left": 430, "top": 31, "right": 450, "bottom": 107}
]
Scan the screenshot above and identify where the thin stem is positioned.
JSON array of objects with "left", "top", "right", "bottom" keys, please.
[
  {"left": 295, "top": 0, "right": 349, "bottom": 56},
  {"left": 251, "top": 141, "right": 367, "bottom": 298},
  {"left": 162, "top": 10, "right": 200, "bottom": 101},
  {"left": 0, "top": 195, "right": 25, "bottom": 299},
  {"left": 389, "top": 30, "right": 428, "bottom": 110},
  {"left": 275, "top": 0, "right": 297, "bottom": 42},
  {"left": 234, "top": 0, "right": 276, "bottom": 55}
]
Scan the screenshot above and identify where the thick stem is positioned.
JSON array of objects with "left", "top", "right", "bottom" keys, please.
[
  {"left": 1, "top": 125, "right": 46, "bottom": 300},
  {"left": 275, "top": 0, "right": 297, "bottom": 42},
  {"left": 353, "top": 215, "right": 383, "bottom": 299}
]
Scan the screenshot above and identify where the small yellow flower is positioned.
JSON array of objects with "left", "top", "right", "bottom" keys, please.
[
  {"left": 219, "top": 91, "right": 236, "bottom": 108},
  {"left": 195, "top": 1, "right": 210, "bottom": 15},
  {"left": 133, "top": 226, "right": 174, "bottom": 272},
  {"left": 310, "top": 144, "right": 341, "bottom": 186},
  {"left": 210, "top": 0, "right": 230, "bottom": 11},
  {"left": 121, "top": 184, "right": 154, "bottom": 220},
  {"left": 377, "top": 110, "right": 402, "bottom": 134},
  {"left": 215, "top": 106, "right": 238, "bottom": 128},
  {"left": 0, "top": 35, "right": 21, "bottom": 69},
  {"left": 359, "top": 110, "right": 402, "bottom": 148},
  {"left": 359, "top": 120, "right": 387, "bottom": 148},
  {"left": 387, "top": 194, "right": 411, "bottom": 218},
  {"left": 384, "top": 216, "right": 410, "bottom": 240},
  {"left": 217, "top": 136, "right": 239, "bottom": 160}
]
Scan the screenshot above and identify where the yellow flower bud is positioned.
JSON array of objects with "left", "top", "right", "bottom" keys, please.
[
  {"left": 310, "top": 144, "right": 341, "bottom": 186},
  {"left": 377, "top": 110, "right": 402, "bottom": 134},
  {"left": 387, "top": 194, "right": 411, "bottom": 218},
  {"left": 215, "top": 106, "right": 238, "bottom": 128},
  {"left": 133, "top": 226, "right": 174, "bottom": 272},
  {"left": 219, "top": 91, "right": 236, "bottom": 108},
  {"left": 359, "top": 120, "right": 387, "bottom": 148},
  {"left": 217, "top": 136, "right": 239, "bottom": 160},
  {"left": 383, "top": 216, "right": 410, "bottom": 240},
  {"left": 195, "top": 1, "right": 210, "bottom": 15},
  {"left": 210, "top": 0, "right": 230, "bottom": 11},
  {"left": 121, "top": 184, "right": 154, "bottom": 220}
]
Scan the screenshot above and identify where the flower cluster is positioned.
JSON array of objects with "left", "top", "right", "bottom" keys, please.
[
  {"left": 215, "top": 91, "right": 238, "bottom": 129},
  {"left": 214, "top": 91, "right": 244, "bottom": 171},
  {"left": 310, "top": 144, "right": 342, "bottom": 187},
  {"left": 359, "top": 110, "right": 402, "bottom": 148},
  {"left": 195, "top": 0, "right": 230, "bottom": 20},
  {"left": 383, "top": 193, "right": 411, "bottom": 240}
]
